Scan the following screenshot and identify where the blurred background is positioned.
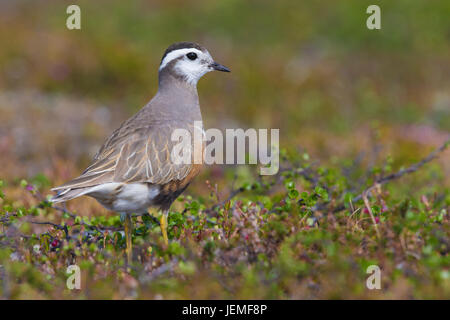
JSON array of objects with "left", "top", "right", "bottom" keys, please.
[{"left": 0, "top": 0, "right": 449, "bottom": 206}]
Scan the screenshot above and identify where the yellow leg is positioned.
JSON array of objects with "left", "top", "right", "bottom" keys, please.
[
  {"left": 123, "top": 214, "right": 133, "bottom": 264},
  {"left": 160, "top": 212, "right": 169, "bottom": 246}
]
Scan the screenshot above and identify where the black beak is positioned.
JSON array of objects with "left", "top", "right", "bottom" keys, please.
[{"left": 210, "top": 62, "right": 230, "bottom": 72}]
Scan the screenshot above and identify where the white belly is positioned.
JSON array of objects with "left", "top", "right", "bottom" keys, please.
[{"left": 85, "top": 182, "right": 160, "bottom": 214}]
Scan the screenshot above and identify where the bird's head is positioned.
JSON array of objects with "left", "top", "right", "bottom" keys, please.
[{"left": 159, "top": 42, "right": 230, "bottom": 87}]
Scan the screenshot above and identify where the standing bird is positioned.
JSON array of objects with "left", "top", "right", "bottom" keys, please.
[{"left": 51, "top": 42, "right": 230, "bottom": 263}]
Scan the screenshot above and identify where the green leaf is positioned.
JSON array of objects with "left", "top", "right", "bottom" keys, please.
[{"left": 288, "top": 189, "right": 299, "bottom": 199}]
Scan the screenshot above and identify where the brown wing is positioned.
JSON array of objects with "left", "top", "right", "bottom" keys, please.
[{"left": 52, "top": 123, "right": 194, "bottom": 191}]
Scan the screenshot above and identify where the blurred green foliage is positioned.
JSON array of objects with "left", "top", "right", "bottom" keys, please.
[{"left": 1, "top": 0, "right": 449, "bottom": 133}]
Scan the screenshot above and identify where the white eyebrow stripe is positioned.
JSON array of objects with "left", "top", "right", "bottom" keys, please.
[{"left": 159, "top": 48, "right": 204, "bottom": 71}]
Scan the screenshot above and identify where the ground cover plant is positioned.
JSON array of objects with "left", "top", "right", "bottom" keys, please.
[{"left": 1, "top": 139, "right": 448, "bottom": 299}]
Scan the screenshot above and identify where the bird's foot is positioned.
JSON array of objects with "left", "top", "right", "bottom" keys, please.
[{"left": 160, "top": 214, "right": 169, "bottom": 246}]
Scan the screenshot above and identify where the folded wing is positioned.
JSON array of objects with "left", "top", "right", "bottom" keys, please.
[{"left": 52, "top": 124, "right": 193, "bottom": 194}]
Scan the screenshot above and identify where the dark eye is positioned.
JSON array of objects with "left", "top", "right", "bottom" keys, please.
[{"left": 186, "top": 52, "right": 197, "bottom": 60}]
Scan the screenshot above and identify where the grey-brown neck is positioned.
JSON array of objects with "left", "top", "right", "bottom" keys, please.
[
  {"left": 139, "top": 69, "right": 202, "bottom": 123},
  {"left": 158, "top": 66, "right": 199, "bottom": 93}
]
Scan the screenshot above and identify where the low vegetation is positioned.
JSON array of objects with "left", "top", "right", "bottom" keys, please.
[{"left": 1, "top": 141, "right": 448, "bottom": 299}]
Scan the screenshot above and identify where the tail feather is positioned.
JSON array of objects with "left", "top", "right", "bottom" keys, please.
[
  {"left": 51, "top": 188, "right": 90, "bottom": 203},
  {"left": 51, "top": 171, "right": 107, "bottom": 191}
]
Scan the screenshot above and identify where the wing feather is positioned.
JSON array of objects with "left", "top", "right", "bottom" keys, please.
[{"left": 52, "top": 123, "right": 195, "bottom": 191}]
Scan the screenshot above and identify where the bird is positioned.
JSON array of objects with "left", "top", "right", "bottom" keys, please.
[{"left": 51, "top": 42, "right": 230, "bottom": 263}]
